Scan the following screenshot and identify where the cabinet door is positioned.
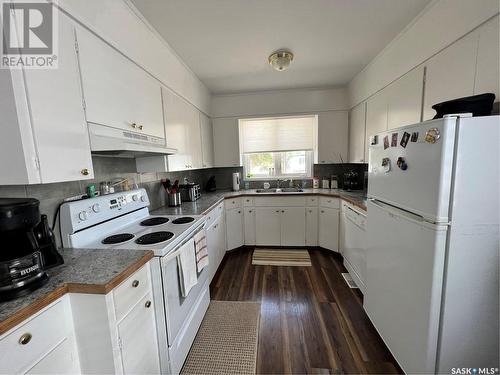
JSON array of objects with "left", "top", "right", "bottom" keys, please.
[
  {"left": 423, "top": 32, "right": 478, "bottom": 120},
  {"left": 365, "top": 90, "right": 388, "bottom": 161},
  {"left": 475, "top": 15, "right": 499, "bottom": 102},
  {"left": 225, "top": 208, "right": 244, "bottom": 250},
  {"left": 76, "top": 27, "right": 164, "bottom": 138},
  {"left": 386, "top": 67, "right": 424, "bottom": 130},
  {"left": 305, "top": 207, "right": 319, "bottom": 246},
  {"left": 317, "top": 111, "right": 348, "bottom": 163},
  {"left": 319, "top": 207, "right": 339, "bottom": 252},
  {"left": 217, "top": 214, "right": 226, "bottom": 265},
  {"left": 163, "top": 88, "right": 202, "bottom": 171},
  {"left": 213, "top": 118, "right": 240, "bottom": 167},
  {"left": 255, "top": 208, "right": 281, "bottom": 246},
  {"left": 206, "top": 221, "right": 219, "bottom": 282},
  {"left": 348, "top": 103, "right": 366, "bottom": 163},
  {"left": 117, "top": 293, "right": 160, "bottom": 375},
  {"left": 27, "top": 338, "right": 80, "bottom": 375},
  {"left": 200, "top": 112, "right": 214, "bottom": 168},
  {"left": 23, "top": 12, "right": 93, "bottom": 183},
  {"left": 243, "top": 208, "right": 256, "bottom": 246},
  {"left": 281, "top": 207, "right": 306, "bottom": 246}
]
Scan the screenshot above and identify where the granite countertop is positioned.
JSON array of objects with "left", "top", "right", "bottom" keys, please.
[
  {"left": 0, "top": 248, "right": 153, "bottom": 336},
  {"left": 152, "top": 188, "right": 367, "bottom": 216}
]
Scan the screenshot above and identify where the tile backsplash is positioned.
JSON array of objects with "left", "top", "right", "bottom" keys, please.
[{"left": 0, "top": 157, "right": 367, "bottom": 248}]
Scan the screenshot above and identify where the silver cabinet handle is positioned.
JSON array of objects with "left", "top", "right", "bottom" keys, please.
[
  {"left": 132, "top": 280, "right": 139, "bottom": 288},
  {"left": 81, "top": 168, "right": 90, "bottom": 176},
  {"left": 145, "top": 300, "right": 151, "bottom": 308},
  {"left": 18, "top": 333, "right": 32, "bottom": 345},
  {"left": 131, "top": 123, "right": 137, "bottom": 129}
]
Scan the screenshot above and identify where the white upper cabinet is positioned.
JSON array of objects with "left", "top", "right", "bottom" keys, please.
[
  {"left": 423, "top": 32, "right": 478, "bottom": 120},
  {"left": 163, "top": 88, "right": 202, "bottom": 171},
  {"left": 475, "top": 16, "right": 500, "bottom": 102},
  {"left": 386, "top": 66, "right": 424, "bottom": 129},
  {"left": 0, "top": 11, "right": 93, "bottom": 185},
  {"left": 199, "top": 112, "right": 214, "bottom": 168},
  {"left": 317, "top": 111, "right": 348, "bottom": 163},
  {"left": 76, "top": 26, "right": 164, "bottom": 139},
  {"left": 349, "top": 103, "right": 366, "bottom": 163},
  {"left": 213, "top": 118, "right": 241, "bottom": 167},
  {"left": 365, "top": 90, "right": 388, "bottom": 160}
]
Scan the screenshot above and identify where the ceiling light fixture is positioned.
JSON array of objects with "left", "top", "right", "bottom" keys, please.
[{"left": 268, "top": 50, "right": 294, "bottom": 71}]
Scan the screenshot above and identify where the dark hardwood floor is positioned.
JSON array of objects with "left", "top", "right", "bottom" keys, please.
[{"left": 210, "top": 248, "right": 401, "bottom": 375}]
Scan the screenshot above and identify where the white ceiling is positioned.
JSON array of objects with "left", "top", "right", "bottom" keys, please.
[{"left": 131, "top": 0, "right": 431, "bottom": 95}]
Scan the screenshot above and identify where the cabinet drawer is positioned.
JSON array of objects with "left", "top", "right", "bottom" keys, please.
[
  {"left": 306, "top": 196, "right": 318, "bottom": 206},
  {"left": 254, "top": 196, "right": 306, "bottom": 207},
  {"left": 225, "top": 197, "right": 242, "bottom": 210},
  {"left": 319, "top": 196, "right": 340, "bottom": 209},
  {"left": 205, "top": 202, "right": 223, "bottom": 228},
  {"left": 0, "top": 299, "right": 70, "bottom": 374},
  {"left": 113, "top": 264, "right": 151, "bottom": 321},
  {"left": 242, "top": 197, "right": 254, "bottom": 207}
]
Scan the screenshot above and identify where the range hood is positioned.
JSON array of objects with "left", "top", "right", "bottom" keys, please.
[{"left": 88, "top": 123, "right": 176, "bottom": 158}]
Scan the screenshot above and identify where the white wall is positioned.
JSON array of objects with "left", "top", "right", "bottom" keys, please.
[
  {"left": 58, "top": 0, "right": 211, "bottom": 114},
  {"left": 348, "top": 0, "right": 500, "bottom": 108},
  {"left": 211, "top": 87, "right": 348, "bottom": 118}
]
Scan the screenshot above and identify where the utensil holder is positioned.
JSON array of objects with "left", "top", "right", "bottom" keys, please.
[{"left": 167, "top": 192, "right": 181, "bottom": 207}]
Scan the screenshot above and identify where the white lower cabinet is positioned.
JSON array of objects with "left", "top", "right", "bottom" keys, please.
[
  {"left": 243, "top": 208, "right": 256, "bottom": 245},
  {"left": 255, "top": 207, "right": 281, "bottom": 246},
  {"left": 225, "top": 207, "right": 244, "bottom": 250},
  {"left": 27, "top": 337, "right": 80, "bottom": 375},
  {"left": 305, "top": 207, "right": 319, "bottom": 246},
  {"left": 0, "top": 296, "right": 80, "bottom": 375},
  {"left": 281, "top": 207, "right": 306, "bottom": 246},
  {"left": 319, "top": 207, "right": 340, "bottom": 252},
  {"left": 116, "top": 293, "right": 160, "bottom": 375},
  {"left": 71, "top": 262, "right": 160, "bottom": 375},
  {"left": 207, "top": 214, "right": 225, "bottom": 281}
]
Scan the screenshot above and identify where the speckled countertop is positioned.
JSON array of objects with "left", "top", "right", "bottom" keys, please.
[
  {"left": 0, "top": 248, "right": 153, "bottom": 336},
  {"left": 152, "top": 188, "right": 367, "bottom": 216}
]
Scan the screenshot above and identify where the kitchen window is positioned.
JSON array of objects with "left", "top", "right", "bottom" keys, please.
[{"left": 239, "top": 115, "right": 317, "bottom": 179}]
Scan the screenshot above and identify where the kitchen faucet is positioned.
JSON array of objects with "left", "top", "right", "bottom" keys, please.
[{"left": 276, "top": 178, "right": 289, "bottom": 188}]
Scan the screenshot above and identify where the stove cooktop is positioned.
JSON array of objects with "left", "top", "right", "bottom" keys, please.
[{"left": 80, "top": 214, "right": 205, "bottom": 256}]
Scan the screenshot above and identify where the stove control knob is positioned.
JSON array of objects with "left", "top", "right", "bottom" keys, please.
[
  {"left": 132, "top": 194, "right": 139, "bottom": 202},
  {"left": 92, "top": 203, "right": 100, "bottom": 213},
  {"left": 140, "top": 195, "right": 146, "bottom": 202},
  {"left": 79, "top": 211, "right": 88, "bottom": 221}
]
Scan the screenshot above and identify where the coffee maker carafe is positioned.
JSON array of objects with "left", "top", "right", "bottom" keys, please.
[{"left": 0, "top": 198, "right": 62, "bottom": 301}]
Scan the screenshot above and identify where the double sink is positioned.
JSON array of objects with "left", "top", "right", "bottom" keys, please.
[{"left": 255, "top": 188, "right": 304, "bottom": 193}]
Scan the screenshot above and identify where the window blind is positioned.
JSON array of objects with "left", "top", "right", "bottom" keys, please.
[{"left": 239, "top": 115, "right": 317, "bottom": 153}]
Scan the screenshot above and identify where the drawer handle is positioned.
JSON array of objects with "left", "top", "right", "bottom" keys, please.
[
  {"left": 132, "top": 280, "right": 140, "bottom": 288},
  {"left": 81, "top": 168, "right": 90, "bottom": 176},
  {"left": 145, "top": 300, "right": 152, "bottom": 308},
  {"left": 19, "top": 333, "right": 32, "bottom": 345},
  {"left": 281, "top": 210, "right": 285, "bottom": 213},
  {"left": 237, "top": 210, "right": 241, "bottom": 214},
  {"left": 321, "top": 210, "right": 325, "bottom": 213}
]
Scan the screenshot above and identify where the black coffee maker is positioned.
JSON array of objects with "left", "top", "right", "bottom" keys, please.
[{"left": 0, "top": 198, "right": 63, "bottom": 301}]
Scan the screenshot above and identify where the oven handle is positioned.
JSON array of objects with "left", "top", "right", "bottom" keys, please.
[{"left": 162, "top": 221, "right": 207, "bottom": 263}]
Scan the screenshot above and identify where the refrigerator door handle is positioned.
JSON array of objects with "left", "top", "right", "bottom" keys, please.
[{"left": 369, "top": 198, "right": 428, "bottom": 225}]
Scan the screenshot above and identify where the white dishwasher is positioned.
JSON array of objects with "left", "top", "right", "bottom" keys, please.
[{"left": 341, "top": 201, "right": 367, "bottom": 293}]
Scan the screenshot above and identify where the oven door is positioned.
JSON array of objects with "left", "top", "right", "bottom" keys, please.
[{"left": 160, "top": 239, "right": 209, "bottom": 346}]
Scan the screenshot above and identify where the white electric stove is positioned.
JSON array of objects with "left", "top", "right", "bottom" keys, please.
[{"left": 59, "top": 189, "right": 210, "bottom": 375}]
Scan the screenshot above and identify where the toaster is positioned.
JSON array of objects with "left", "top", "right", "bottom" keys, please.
[{"left": 179, "top": 183, "right": 201, "bottom": 201}]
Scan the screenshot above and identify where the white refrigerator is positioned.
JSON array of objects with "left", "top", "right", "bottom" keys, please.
[{"left": 365, "top": 115, "right": 499, "bottom": 374}]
